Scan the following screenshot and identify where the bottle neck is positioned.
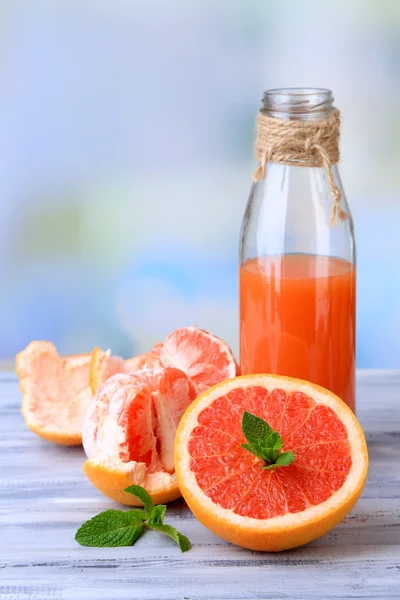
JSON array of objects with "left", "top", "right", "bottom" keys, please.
[
  {"left": 255, "top": 88, "right": 345, "bottom": 225},
  {"left": 261, "top": 88, "right": 335, "bottom": 122}
]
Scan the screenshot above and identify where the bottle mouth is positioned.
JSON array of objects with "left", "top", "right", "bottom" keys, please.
[{"left": 262, "top": 88, "right": 334, "bottom": 120}]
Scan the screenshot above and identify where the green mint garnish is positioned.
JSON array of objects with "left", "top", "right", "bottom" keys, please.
[
  {"left": 241, "top": 411, "right": 295, "bottom": 469},
  {"left": 74, "top": 509, "right": 145, "bottom": 547},
  {"left": 124, "top": 484, "right": 155, "bottom": 518},
  {"left": 75, "top": 485, "right": 191, "bottom": 552}
]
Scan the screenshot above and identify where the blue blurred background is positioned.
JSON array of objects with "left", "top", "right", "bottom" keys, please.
[{"left": 1, "top": 1, "right": 399, "bottom": 366}]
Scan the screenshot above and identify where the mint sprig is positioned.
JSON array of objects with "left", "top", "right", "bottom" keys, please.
[
  {"left": 75, "top": 485, "right": 191, "bottom": 552},
  {"left": 241, "top": 411, "right": 295, "bottom": 469}
]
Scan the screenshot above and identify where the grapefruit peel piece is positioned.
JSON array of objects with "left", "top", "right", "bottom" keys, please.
[{"left": 16, "top": 341, "right": 92, "bottom": 446}]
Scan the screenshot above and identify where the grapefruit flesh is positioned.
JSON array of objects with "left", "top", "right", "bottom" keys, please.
[{"left": 175, "top": 374, "right": 368, "bottom": 551}]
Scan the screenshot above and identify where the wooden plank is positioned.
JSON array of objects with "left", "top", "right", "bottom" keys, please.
[{"left": 0, "top": 371, "right": 399, "bottom": 600}]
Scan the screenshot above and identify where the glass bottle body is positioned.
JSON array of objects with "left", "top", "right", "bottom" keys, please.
[{"left": 239, "top": 90, "right": 356, "bottom": 411}]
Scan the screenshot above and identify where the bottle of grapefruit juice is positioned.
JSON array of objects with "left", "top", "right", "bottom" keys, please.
[{"left": 239, "top": 89, "right": 356, "bottom": 411}]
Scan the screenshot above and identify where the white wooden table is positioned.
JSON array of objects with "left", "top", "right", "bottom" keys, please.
[{"left": 0, "top": 371, "right": 399, "bottom": 600}]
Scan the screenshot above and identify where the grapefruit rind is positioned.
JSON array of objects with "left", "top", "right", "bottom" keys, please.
[
  {"left": 174, "top": 374, "right": 368, "bottom": 552},
  {"left": 83, "top": 460, "right": 181, "bottom": 506}
]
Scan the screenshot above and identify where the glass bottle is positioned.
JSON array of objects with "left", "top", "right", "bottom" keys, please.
[{"left": 239, "top": 88, "right": 356, "bottom": 411}]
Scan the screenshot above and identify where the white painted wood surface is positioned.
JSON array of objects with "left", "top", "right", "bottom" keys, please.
[{"left": 0, "top": 371, "right": 399, "bottom": 600}]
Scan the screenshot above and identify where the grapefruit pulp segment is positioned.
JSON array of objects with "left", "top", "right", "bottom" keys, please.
[{"left": 160, "top": 326, "right": 237, "bottom": 393}]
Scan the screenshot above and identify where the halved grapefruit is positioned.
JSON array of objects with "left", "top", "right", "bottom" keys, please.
[
  {"left": 16, "top": 341, "right": 92, "bottom": 445},
  {"left": 174, "top": 374, "right": 368, "bottom": 551},
  {"left": 83, "top": 367, "right": 197, "bottom": 505}
]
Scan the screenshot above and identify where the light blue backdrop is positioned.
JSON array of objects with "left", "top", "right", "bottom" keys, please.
[{"left": 1, "top": 1, "right": 399, "bottom": 366}]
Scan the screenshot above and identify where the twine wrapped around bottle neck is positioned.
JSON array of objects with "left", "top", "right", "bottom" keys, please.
[{"left": 253, "top": 109, "right": 347, "bottom": 226}]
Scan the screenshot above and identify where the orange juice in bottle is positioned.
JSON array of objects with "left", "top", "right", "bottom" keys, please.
[{"left": 239, "top": 89, "right": 356, "bottom": 411}]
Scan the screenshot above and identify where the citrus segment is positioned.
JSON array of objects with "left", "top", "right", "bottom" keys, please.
[
  {"left": 118, "top": 381, "right": 160, "bottom": 471},
  {"left": 83, "top": 367, "right": 197, "bottom": 504},
  {"left": 160, "top": 326, "right": 237, "bottom": 393},
  {"left": 151, "top": 368, "right": 198, "bottom": 472},
  {"left": 174, "top": 374, "right": 368, "bottom": 551},
  {"left": 16, "top": 341, "right": 92, "bottom": 445}
]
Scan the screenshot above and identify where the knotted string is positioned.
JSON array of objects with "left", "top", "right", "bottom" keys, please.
[{"left": 253, "top": 109, "right": 347, "bottom": 226}]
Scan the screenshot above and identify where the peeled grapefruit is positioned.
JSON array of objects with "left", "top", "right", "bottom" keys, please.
[
  {"left": 83, "top": 367, "right": 197, "bottom": 505},
  {"left": 174, "top": 374, "right": 368, "bottom": 551},
  {"left": 16, "top": 341, "right": 92, "bottom": 445}
]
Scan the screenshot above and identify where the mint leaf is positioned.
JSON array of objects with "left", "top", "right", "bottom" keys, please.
[
  {"left": 266, "top": 431, "right": 282, "bottom": 452},
  {"left": 125, "top": 485, "right": 155, "bottom": 518},
  {"left": 241, "top": 412, "right": 295, "bottom": 469},
  {"left": 263, "top": 451, "right": 295, "bottom": 469},
  {"left": 261, "top": 446, "right": 278, "bottom": 463},
  {"left": 75, "top": 485, "right": 192, "bottom": 552},
  {"left": 148, "top": 504, "right": 190, "bottom": 552},
  {"left": 274, "top": 450, "right": 295, "bottom": 467},
  {"left": 242, "top": 411, "right": 272, "bottom": 443},
  {"left": 148, "top": 505, "right": 167, "bottom": 528},
  {"left": 75, "top": 509, "right": 145, "bottom": 547},
  {"left": 241, "top": 440, "right": 269, "bottom": 461},
  {"left": 150, "top": 522, "right": 191, "bottom": 552}
]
